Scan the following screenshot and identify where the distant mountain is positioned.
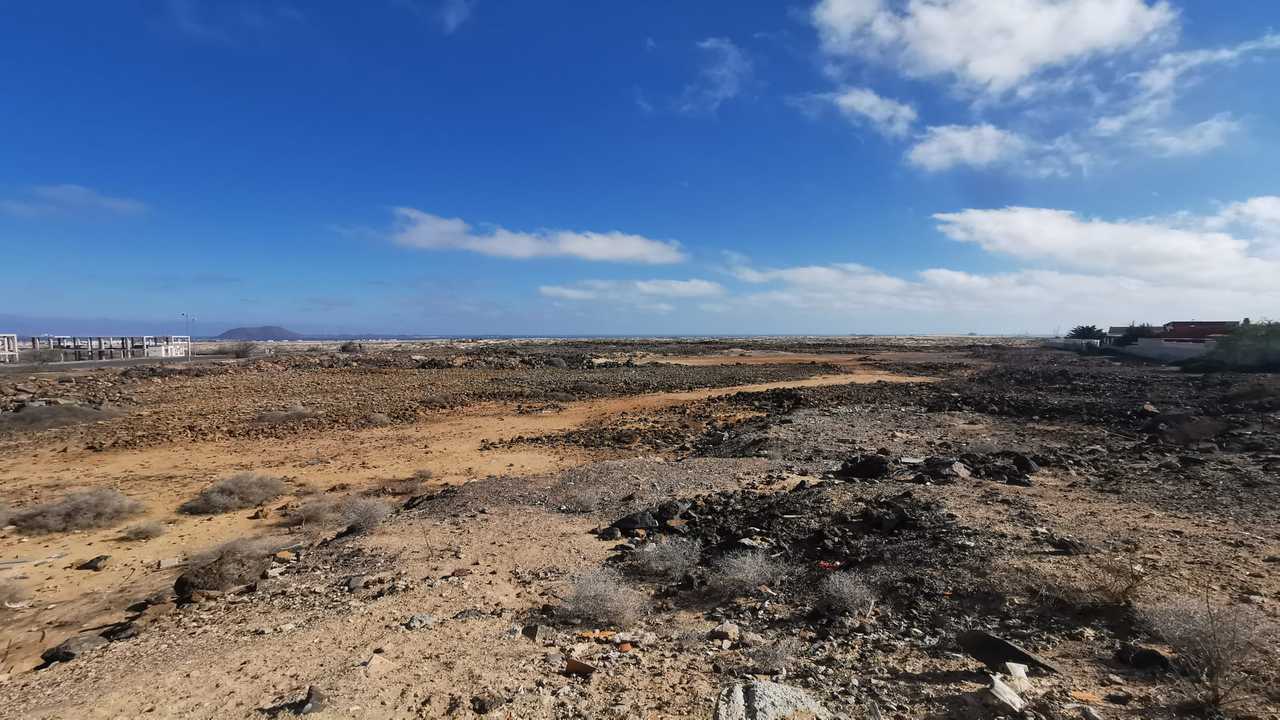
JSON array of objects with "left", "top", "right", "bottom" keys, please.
[{"left": 217, "top": 326, "right": 304, "bottom": 341}]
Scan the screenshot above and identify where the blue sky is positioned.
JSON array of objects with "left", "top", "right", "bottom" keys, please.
[{"left": 2, "top": 0, "right": 1278, "bottom": 336}]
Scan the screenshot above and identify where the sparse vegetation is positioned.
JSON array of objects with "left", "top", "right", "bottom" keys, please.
[
  {"left": 180, "top": 473, "right": 286, "bottom": 515},
  {"left": 1066, "top": 324, "right": 1106, "bottom": 340},
  {"left": 817, "top": 571, "right": 876, "bottom": 616},
  {"left": 229, "top": 341, "right": 257, "bottom": 358},
  {"left": 289, "top": 496, "right": 392, "bottom": 534},
  {"left": 749, "top": 636, "right": 801, "bottom": 675},
  {"left": 0, "top": 404, "right": 120, "bottom": 433},
  {"left": 120, "top": 520, "right": 166, "bottom": 541},
  {"left": 1143, "top": 595, "right": 1275, "bottom": 710},
  {"left": 174, "top": 539, "right": 274, "bottom": 597},
  {"left": 363, "top": 412, "right": 392, "bottom": 427},
  {"left": 255, "top": 405, "right": 317, "bottom": 424},
  {"left": 1, "top": 577, "right": 25, "bottom": 607},
  {"left": 341, "top": 498, "right": 392, "bottom": 534},
  {"left": 30, "top": 348, "right": 64, "bottom": 364},
  {"left": 1082, "top": 556, "right": 1148, "bottom": 606},
  {"left": 10, "top": 489, "right": 144, "bottom": 534},
  {"left": 338, "top": 341, "right": 362, "bottom": 353},
  {"left": 708, "top": 551, "right": 789, "bottom": 597},
  {"left": 561, "top": 567, "right": 646, "bottom": 628},
  {"left": 626, "top": 538, "right": 701, "bottom": 581},
  {"left": 559, "top": 485, "right": 607, "bottom": 513}
]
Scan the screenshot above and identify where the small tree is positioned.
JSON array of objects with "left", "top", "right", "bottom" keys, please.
[{"left": 1066, "top": 324, "right": 1106, "bottom": 340}]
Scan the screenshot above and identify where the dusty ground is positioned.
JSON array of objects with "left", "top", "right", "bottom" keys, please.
[{"left": 0, "top": 339, "right": 1276, "bottom": 720}]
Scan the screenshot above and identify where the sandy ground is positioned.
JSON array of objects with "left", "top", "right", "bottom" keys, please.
[{"left": 0, "top": 362, "right": 924, "bottom": 674}]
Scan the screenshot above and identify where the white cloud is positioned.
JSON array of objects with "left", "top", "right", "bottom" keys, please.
[
  {"left": 438, "top": 0, "right": 474, "bottom": 33},
  {"left": 540, "top": 278, "right": 721, "bottom": 311},
  {"left": 633, "top": 279, "right": 724, "bottom": 297},
  {"left": 1140, "top": 113, "right": 1240, "bottom": 157},
  {"left": 933, "top": 203, "right": 1279, "bottom": 290},
  {"left": 1096, "top": 33, "right": 1280, "bottom": 136},
  {"left": 678, "top": 37, "right": 752, "bottom": 114},
  {"left": 906, "top": 124, "right": 1028, "bottom": 171},
  {"left": 826, "top": 87, "right": 917, "bottom": 137},
  {"left": 0, "top": 184, "right": 148, "bottom": 218},
  {"left": 391, "top": 208, "right": 686, "bottom": 264},
  {"left": 811, "top": 0, "right": 1176, "bottom": 95},
  {"left": 714, "top": 196, "right": 1279, "bottom": 331}
]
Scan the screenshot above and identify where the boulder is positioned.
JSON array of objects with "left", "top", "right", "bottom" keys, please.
[
  {"left": 713, "top": 680, "right": 831, "bottom": 720},
  {"left": 837, "top": 454, "right": 891, "bottom": 480},
  {"left": 41, "top": 634, "right": 108, "bottom": 664},
  {"left": 613, "top": 511, "right": 659, "bottom": 531}
]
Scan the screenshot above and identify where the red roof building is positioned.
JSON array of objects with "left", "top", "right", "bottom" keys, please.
[{"left": 1161, "top": 320, "right": 1240, "bottom": 339}]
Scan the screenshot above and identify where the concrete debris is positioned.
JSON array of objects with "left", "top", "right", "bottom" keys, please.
[{"left": 713, "top": 680, "right": 831, "bottom": 720}]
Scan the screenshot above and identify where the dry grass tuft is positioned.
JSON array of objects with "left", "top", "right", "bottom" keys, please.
[
  {"left": 1143, "top": 595, "right": 1275, "bottom": 710},
  {"left": 180, "top": 473, "right": 286, "bottom": 515},
  {"left": 120, "top": 520, "right": 166, "bottom": 541},
  {"left": 561, "top": 567, "right": 646, "bottom": 629},
  {"left": 1, "top": 577, "right": 26, "bottom": 607},
  {"left": 255, "top": 405, "right": 317, "bottom": 425},
  {"left": 0, "top": 404, "right": 121, "bottom": 433},
  {"left": 749, "top": 636, "right": 802, "bottom": 675},
  {"left": 817, "top": 572, "right": 877, "bottom": 616},
  {"left": 289, "top": 496, "right": 392, "bottom": 534},
  {"left": 709, "top": 551, "right": 789, "bottom": 597},
  {"left": 626, "top": 538, "right": 701, "bottom": 581},
  {"left": 559, "top": 485, "right": 608, "bottom": 513},
  {"left": 10, "top": 489, "right": 144, "bottom": 534}
]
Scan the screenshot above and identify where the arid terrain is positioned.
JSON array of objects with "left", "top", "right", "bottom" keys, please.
[{"left": 0, "top": 338, "right": 1276, "bottom": 720}]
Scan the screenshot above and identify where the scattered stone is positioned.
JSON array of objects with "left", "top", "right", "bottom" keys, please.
[
  {"left": 404, "top": 614, "right": 435, "bottom": 630},
  {"left": 156, "top": 557, "right": 184, "bottom": 570},
  {"left": 297, "top": 686, "right": 327, "bottom": 715},
  {"left": 709, "top": 622, "right": 740, "bottom": 642},
  {"left": 77, "top": 555, "right": 110, "bottom": 571},
  {"left": 1114, "top": 644, "right": 1170, "bottom": 671},
  {"left": 41, "top": 634, "right": 108, "bottom": 664},
  {"left": 985, "top": 674, "right": 1026, "bottom": 714},
  {"left": 470, "top": 691, "right": 508, "bottom": 715},
  {"left": 613, "top": 631, "right": 657, "bottom": 646},
  {"left": 956, "top": 630, "right": 1059, "bottom": 675},
  {"left": 837, "top": 454, "right": 892, "bottom": 480},
  {"left": 613, "top": 511, "right": 659, "bottom": 531},
  {"left": 522, "top": 624, "right": 556, "bottom": 644},
  {"left": 362, "top": 654, "right": 395, "bottom": 678},
  {"left": 713, "top": 680, "right": 831, "bottom": 720}
]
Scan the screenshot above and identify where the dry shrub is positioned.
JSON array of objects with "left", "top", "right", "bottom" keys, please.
[
  {"left": 375, "top": 477, "right": 425, "bottom": 497},
  {"left": 0, "top": 404, "right": 120, "bottom": 433},
  {"left": 559, "top": 485, "right": 608, "bottom": 513},
  {"left": 121, "top": 520, "right": 166, "bottom": 541},
  {"left": 342, "top": 498, "right": 392, "bottom": 534},
  {"left": 626, "top": 538, "right": 702, "bottom": 581},
  {"left": 749, "top": 636, "right": 801, "bottom": 675},
  {"left": 229, "top": 342, "right": 256, "bottom": 358},
  {"left": 11, "top": 489, "right": 144, "bottom": 534},
  {"left": 1024, "top": 557, "right": 1148, "bottom": 609},
  {"left": 363, "top": 412, "right": 392, "bottom": 427},
  {"left": 174, "top": 539, "right": 274, "bottom": 597},
  {"left": 1144, "top": 596, "right": 1275, "bottom": 710},
  {"left": 255, "top": 405, "right": 316, "bottom": 425},
  {"left": 290, "top": 496, "right": 392, "bottom": 534},
  {"left": 709, "top": 551, "right": 789, "bottom": 597},
  {"left": 561, "top": 568, "right": 646, "bottom": 629},
  {"left": 817, "top": 572, "right": 877, "bottom": 616},
  {"left": 180, "top": 473, "right": 286, "bottom": 515},
  {"left": 1, "top": 577, "right": 25, "bottom": 607}
]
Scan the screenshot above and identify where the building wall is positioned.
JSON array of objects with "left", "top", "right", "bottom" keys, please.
[{"left": 1116, "top": 338, "right": 1216, "bottom": 362}]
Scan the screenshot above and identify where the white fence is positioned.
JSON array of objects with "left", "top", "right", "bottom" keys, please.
[{"left": 0, "top": 334, "right": 17, "bottom": 364}]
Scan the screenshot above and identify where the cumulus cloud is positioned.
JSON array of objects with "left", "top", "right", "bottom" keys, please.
[
  {"left": 678, "top": 37, "right": 752, "bottom": 114},
  {"left": 391, "top": 208, "right": 686, "bottom": 264},
  {"left": 825, "top": 87, "right": 918, "bottom": 137},
  {"left": 716, "top": 196, "right": 1279, "bottom": 331},
  {"left": 906, "top": 124, "right": 1029, "bottom": 171},
  {"left": 934, "top": 203, "right": 1279, "bottom": 290},
  {"left": 811, "top": 0, "right": 1176, "bottom": 95},
  {"left": 438, "top": 0, "right": 474, "bottom": 33},
  {"left": 0, "top": 184, "right": 148, "bottom": 218}
]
